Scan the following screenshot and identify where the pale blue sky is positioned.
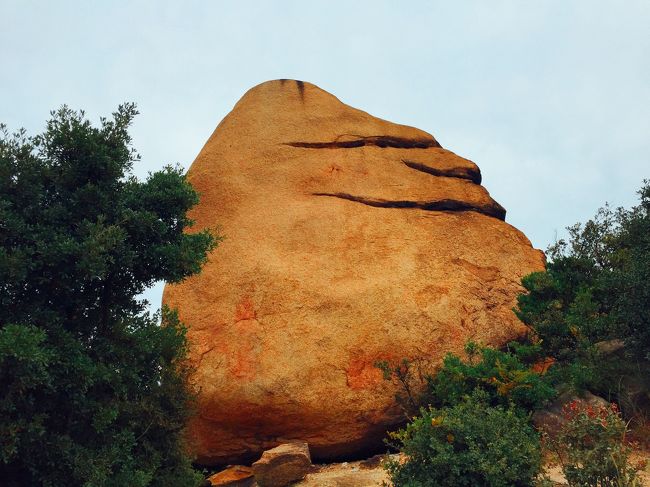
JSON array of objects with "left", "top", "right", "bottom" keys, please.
[{"left": 2, "top": 1, "right": 649, "bottom": 310}]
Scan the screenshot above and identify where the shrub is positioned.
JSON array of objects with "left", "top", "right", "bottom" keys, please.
[
  {"left": 385, "top": 389, "right": 543, "bottom": 487},
  {"left": 377, "top": 342, "right": 556, "bottom": 419},
  {"left": 547, "top": 400, "right": 642, "bottom": 487},
  {"left": 424, "top": 341, "right": 556, "bottom": 413}
]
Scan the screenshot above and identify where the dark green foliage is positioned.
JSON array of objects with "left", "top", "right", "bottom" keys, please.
[
  {"left": 609, "top": 184, "right": 650, "bottom": 361},
  {"left": 380, "top": 344, "right": 551, "bottom": 486},
  {"left": 377, "top": 341, "right": 555, "bottom": 418},
  {"left": 385, "top": 389, "right": 543, "bottom": 487},
  {"left": 424, "top": 341, "right": 556, "bottom": 413},
  {"left": 516, "top": 182, "right": 650, "bottom": 402},
  {"left": 0, "top": 106, "right": 217, "bottom": 486}
]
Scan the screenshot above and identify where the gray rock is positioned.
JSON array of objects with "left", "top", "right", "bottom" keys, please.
[
  {"left": 533, "top": 390, "right": 609, "bottom": 437},
  {"left": 594, "top": 339, "right": 626, "bottom": 356}
]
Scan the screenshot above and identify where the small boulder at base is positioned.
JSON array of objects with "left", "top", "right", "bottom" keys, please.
[
  {"left": 252, "top": 442, "right": 312, "bottom": 487},
  {"left": 207, "top": 465, "right": 255, "bottom": 487},
  {"left": 533, "top": 390, "right": 609, "bottom": 437}
]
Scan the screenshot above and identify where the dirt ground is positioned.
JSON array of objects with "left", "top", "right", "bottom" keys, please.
[{"left": 293, "top": 452, "right": 650, "bottom": 487}]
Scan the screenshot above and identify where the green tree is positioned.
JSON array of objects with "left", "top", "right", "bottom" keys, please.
[
  {"left": 516, "top": 181, "right": 650, "bottom": 406},
  {"left": 0, "top": 105, "right": 217, "bottom": 486}
]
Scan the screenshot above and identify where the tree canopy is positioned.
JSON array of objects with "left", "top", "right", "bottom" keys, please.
[
  {"left": 0, "top": 105, "right": 217, "bottom": 486},
  {"left": 516, "top": 181, "right": 650, "bottom": 402}
]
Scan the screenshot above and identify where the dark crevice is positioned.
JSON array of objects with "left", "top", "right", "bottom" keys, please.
[
  {"left": 312, "top": 192, "right": 506, "bottom": 220},
  {"left": 402, "top": 159, "right": 482, "bottom": 185},
  {"left": 285, "top": 135, "right": 441, "bottom": 150},
  {"left": 279, "top": 79, "right": 305, "bottom": 99},
  {"left": 296, "top": 80, "right": 305, "bottom": 99}
]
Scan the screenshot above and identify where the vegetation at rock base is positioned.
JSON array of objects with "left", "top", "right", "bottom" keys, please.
[
  {"left": 423, "top": 340, "right": 556, "bottom": 413},
  {"left": 384, "top": 181, "right": 650, "bottom": 487},
  {"left": 517, "top": 181, "right": 650, "bottom": 423},
  {"left": 0, "top": 106, "right": 217, "bottom": 486},
  {"left": 384, "top": 389, "right": 543, "bottom": 487},
  {"left": 545, "top": 400, "right": 642, "bottom": 487},
  {"left": 380, "top": 343, "right": 555, "bottom": 486},
  {"left": 377, "top": 340, "right": 556, "bottom": 417}
]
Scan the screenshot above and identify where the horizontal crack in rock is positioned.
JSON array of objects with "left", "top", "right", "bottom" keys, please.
[
  {"left": 285, "top": 135, "right": 441, "bottom": 150},
  {"left": 312, "top": 192, "right": 506, "bottom": 220},
  {"left": 402, "top": 159, "right": 482, "bottom": 185}
]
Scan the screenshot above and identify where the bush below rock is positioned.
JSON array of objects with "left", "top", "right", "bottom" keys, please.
[{"left": 386, "top": 389, "right": 542, "bottom": 487}]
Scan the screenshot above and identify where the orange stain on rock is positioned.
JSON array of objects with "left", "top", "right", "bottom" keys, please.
[
  {"left": 229, "top": 299, "right": 258, "bottom": 380},
  {"left": 532, "top": 357, "right": 555, "bottom": 375},
  {"left": 346, "top": 355, "right": 385, "bottom": 390},
  {"left": 229, "top": 347, "right": 256, "bottom": 380},
  {"left": 327, "top": 163, "right": 342, "bottom": 175},
  {"left": 235, "top": 296, "right": 257, "bottom": 322},
  {"left": 448, "top": 324, "right": 470, "bottom": 349}
]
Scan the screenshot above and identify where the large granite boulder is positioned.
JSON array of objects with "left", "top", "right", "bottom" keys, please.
[{"left": 163, "top": 79, "right": 545, "bottom": 465}]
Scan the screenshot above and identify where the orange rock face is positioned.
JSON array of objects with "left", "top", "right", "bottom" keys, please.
[{"left": 163, "top": 80, "right": 545, "bottom": 466}]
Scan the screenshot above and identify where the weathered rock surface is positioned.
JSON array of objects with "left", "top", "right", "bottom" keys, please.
[
  {"left": 163, "top": 79, "right": 545, "bottom": 465},
  {"left": 251, "top": 442, "right": 311, "bottom": 487}
]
